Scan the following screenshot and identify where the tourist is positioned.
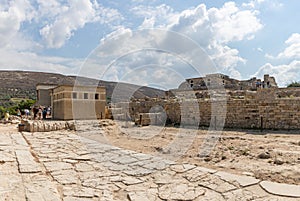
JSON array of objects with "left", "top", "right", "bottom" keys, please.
[
  {"left": 24, "top": 109, "right": 30, "bottom": 118},
  {"left": 42, "top": 108, "right": 47, "bottom": 119},
  {"left": 47, "top": 106, "right": 51, "bottom": 116},
  {"left": 33, "top": 107, "right": 38, "bottom": 119},
  {"left": 37, "top": 107, "right": 43, "bottom": 120},
  {"left": 4, "top": 111, "right": 9, "bottom": 122},
  {"left": 16, "top": 109, "right": 21, "bottom": 118}
]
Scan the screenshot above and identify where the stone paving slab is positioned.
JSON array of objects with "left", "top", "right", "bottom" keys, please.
[
  {"left": 22, "top": 174, "right": 61, "bottom": 201},
  {"left": 15, "top": 150, "right": 42, "bottom": 173},
  {"left": 0, "top": 173, "right": 26, "bottom": 200},
  {"left": 260, "top": 181, "right": 300, "bottom": 198},
  {"left": 11, "top": 133, "right": 28, "bottom": 147},
  {"left": 215, "top": 171, "right": 260, "bottom": 187},
  {"left": 0, "top": 124, "right": 300, "bottom": 200}
]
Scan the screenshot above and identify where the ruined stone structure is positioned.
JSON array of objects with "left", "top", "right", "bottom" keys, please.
[
  {"left": 20, "top": 119, "right": 76, "bottom": 132},
  {"left": 112, "top": 87, "right": 300, "bottom": 130},
  {"left": 177, "top": 73, "right": 277, "bottom": 91}
]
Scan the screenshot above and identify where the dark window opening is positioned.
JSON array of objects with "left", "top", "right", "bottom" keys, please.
[
  {"left": 95, "top": 93, "right": 99, "bottom": 100},
  {"left": 72, "top": 92, "right": 77, "bottom": 99},
  {"left": 84, "top": 93, "right": 88, "bottom": 99}
]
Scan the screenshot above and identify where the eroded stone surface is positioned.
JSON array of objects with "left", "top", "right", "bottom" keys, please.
[
  {"left": 158, "top": 181, "right": 206, "bottom": 200},
  {"left": 215, "top": 171, "right": 260, "bottom": 187},
  {"left": 198, "top": 174, "right": 238, "bottom": 193},
  {"left": 0, "top": 123, "right": 299, "bottom": 200}
]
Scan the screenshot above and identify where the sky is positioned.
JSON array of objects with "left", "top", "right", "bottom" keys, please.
[{"left": 1, "top": 0, "right": 300, "bottom": 88}]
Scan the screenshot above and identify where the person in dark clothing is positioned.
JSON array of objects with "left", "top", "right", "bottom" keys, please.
[
  {"left": 42, "top": 108, "right": 47, "bottom": 119},
  {"left": 33, "top": 107, "right": 38, "bottom": 119}
]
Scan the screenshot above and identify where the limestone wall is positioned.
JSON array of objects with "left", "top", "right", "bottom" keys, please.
[{"left": 113, "top": 89, "right": 300, "bottom": 130}]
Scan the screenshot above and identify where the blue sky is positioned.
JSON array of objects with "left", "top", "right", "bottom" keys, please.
[{"left": 1, "top": 0, "right": 300, "bottom": 88}]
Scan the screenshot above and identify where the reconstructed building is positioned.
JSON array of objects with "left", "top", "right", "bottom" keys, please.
[
  {"left": 51, "top": 85, "right": 106, "bottom": 120},
  {"left": 36, "top": 84, "right": 106, "bottom": 120},
  {"left": 36, "top": 84, "right": 57, "bottom": 106}
]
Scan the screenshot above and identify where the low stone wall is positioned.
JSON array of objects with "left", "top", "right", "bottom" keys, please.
[
  {"left": 110, "top": 89, "right": 300, "bottom": 130},
  {"left": 20, "top": 120, "right": 76, "bottom": 132}
]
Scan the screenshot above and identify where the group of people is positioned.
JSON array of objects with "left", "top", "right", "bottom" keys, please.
[
  {"left": 16, "top": 108, "right": 30, "bottom": 118},
  {"left": 33, "top": 106, "right": 51, "bottom": 120},
  {"left": 3, "top": 106, "right": 51, "bottom": 122}
]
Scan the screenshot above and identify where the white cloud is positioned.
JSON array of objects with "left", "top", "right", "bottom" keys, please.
[
  {"left": 243, "top": 0, "right": 266, "bottom": 8},
  {"left": 140, "top": 17, "right": 156, "bottom": 29},
  {"left": 256, "top": 33, "right": 300, "bottom": 87},
  {"left": 0, "top": 0, "right": 127, "bottom": 80},
  {"left": 277, "top": 33, "right": 300, "bottom": 59},
  {"left": 39, "top": 0, "right": 95, "bottom": 49},
  {"left": 131, "top": 2, "right": 262, "bottom": 79},
  {"left": 0, "top": 48, "right": 82, "bottom": 75},
  {"left": 0, "top": 0, "right": 35, "bottom": 48},
  {"left": 39, "top": 0, "right": 123, "bottom": 48},
  {"left": 36, "top": 0, "right": 66, "bottom": 19},
  {"left": 172, "top": 2, "right": 262, "bottom": 43},
  {"left": 243, "top": 0, "right": 283, "bottom": 10},
  {"left": 211, "top": 2, "right": 262, "bottom": 43},
  {"left": 132, "top": 4, "right": 177, "bottom": 29},
  {"left": 254, "top": 60, "right": 300, "bottom": 87},
  {"left": 209, "top": 44, "right": 245, "bottom": 79},
  {"left": 0, "top": 1, "right": 264, "bottom": 88},
  {"left": 257, "top": 47, "right": 263, "bottom": 52},
  {"left": 264, "top": 33, "right": 300, "bottom": 60},
  {"left": 0, "top": 1, "right": 78, "bottom": 74}
]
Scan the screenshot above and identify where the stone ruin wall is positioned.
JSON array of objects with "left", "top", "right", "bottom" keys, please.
[{"left": 111, "top": 88, "right": 300, "bottom": 130}]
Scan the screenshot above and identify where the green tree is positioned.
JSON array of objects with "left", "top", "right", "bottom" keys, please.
[
  {"left": 287, "top": 81, "right": 300, "bottom": 88},
  {"left": 0, "top": 99, "right": 35, "bottom": 118},
  {"left": 18, "top": 99, "right": 36, "bottom": 110}
]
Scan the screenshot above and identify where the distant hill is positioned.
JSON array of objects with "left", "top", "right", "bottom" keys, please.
[{"left": 0, "top": 71, "right": 166, "bottom": 102}]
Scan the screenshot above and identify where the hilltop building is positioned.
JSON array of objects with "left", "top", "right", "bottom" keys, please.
[
  {"left": 178, "top": 73, "right": 277, "bottom": 91},
  {"left": 165, "top": 74, "right": 277, "bottom": 99}
]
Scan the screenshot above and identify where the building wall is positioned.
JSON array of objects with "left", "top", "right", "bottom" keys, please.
[
  {"left": 112, "top": 88, "right": 300, "bottom": 130},
  {"left": 36, "top": 84, "right": 57, "bottom": 106},
  {"left": 37, "top": 89, "right": 52, "bottom": 106},
  {"left": 52, "top": 85, "right": 106, "bottom": 120}
]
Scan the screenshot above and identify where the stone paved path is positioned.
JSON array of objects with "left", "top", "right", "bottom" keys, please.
[{"left": 0, "top": 124, "right": 300, "bottom": 200}]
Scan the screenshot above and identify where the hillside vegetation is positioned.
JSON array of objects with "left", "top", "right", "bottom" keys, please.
[{"left": 0, "top": 70, "right": 165, "bottom": 112}]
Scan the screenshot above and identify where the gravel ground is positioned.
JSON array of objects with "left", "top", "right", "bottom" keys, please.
[{"left": 80, "top": 120, "right": 300, "bottom": 185}]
